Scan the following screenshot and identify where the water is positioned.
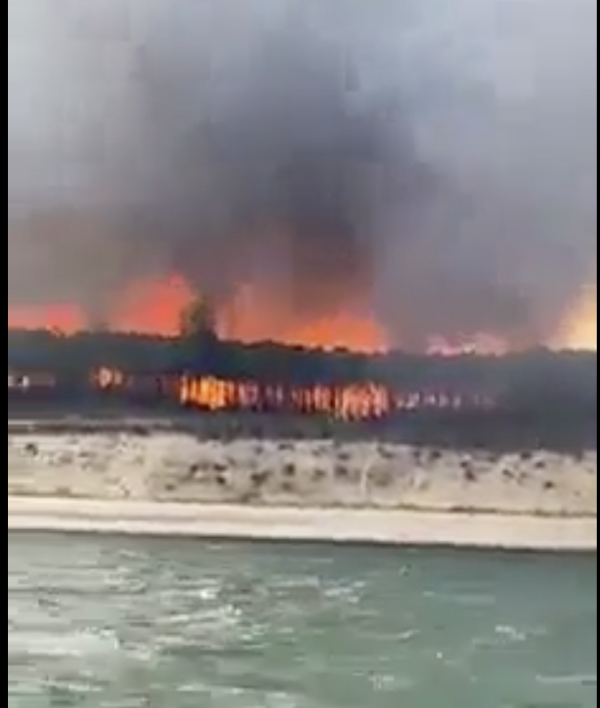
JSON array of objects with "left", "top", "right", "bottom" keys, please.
[{"left": 8, "top": 534, "right": 597, "bottom": 707}]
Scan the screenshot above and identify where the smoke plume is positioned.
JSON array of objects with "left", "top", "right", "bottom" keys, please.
[{"left": 8, "top": 0, "right": 597, "bottom": 349}]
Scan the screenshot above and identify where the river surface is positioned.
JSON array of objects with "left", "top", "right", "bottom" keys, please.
[{"left": 8, "top": 534, "right": 597, "bottom": 707}]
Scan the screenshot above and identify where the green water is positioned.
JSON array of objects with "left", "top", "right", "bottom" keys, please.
[{"left": 8, "top": 534, "right": 597, "bottom": 707}]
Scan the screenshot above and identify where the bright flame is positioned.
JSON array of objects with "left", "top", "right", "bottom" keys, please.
[
  {"left": 8, "top": 275, "right": 598, "bottom": 353},
  {"left": 7, "top": 276, "right": 388, "bottom": 351},
  {"left": 555, "top": 287, "right": 597, "bottom": 351},
  {"left": 112, "top": 277, "right": 193, "bottom": 336},
  {"left": 221, "top": 283, "right": 387, "bottom": 352},
  {"left": 7, "top": 277, "right": 193, "bottom": 337},
  {"left": 7, "top": 303, "right": 85, "bottom": 334},
  {"left": 86, "top": 368, "right": 483, "bottom": 421}
]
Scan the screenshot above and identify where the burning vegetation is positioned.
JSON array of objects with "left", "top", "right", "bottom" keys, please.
[
  {"left": 8, "top": 321, "right": 597, "bottom": 451},
  {"left": 6, "top": 273, "right": 597, "bottom": 356},
  {"left": 7, "top": 1, "right": 597, "bottom": 454}
]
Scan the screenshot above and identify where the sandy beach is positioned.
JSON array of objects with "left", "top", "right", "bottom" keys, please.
[
  {"left": 8, "top": 424, "right": 597, "bottom": 551},
  {"left": 7, "top": 497, "right": 597, "bottom": 551}
]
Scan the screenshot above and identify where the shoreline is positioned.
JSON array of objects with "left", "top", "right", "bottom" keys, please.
[{"left": 8, "top": 497, "right": 597, "bottom": 552}]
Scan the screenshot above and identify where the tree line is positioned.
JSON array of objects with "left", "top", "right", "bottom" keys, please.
[{"left": 8, "top": 327, "right": 596, "bottom": 414}]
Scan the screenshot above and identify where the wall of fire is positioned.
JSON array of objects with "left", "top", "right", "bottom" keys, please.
[{"left": 8, "top": 367, "right": 492, "bottom": 422}]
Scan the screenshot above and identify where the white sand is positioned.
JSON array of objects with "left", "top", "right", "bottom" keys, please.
[
  {"left": 7, "top": 497, "right": 597, "bottom": 551},
  {"left": 7, "top": 430, "right": 597, "bottom": 550}
]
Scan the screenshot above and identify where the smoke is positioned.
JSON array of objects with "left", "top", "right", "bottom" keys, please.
[{"left": 8, "top": 0, "right": 597, "bottom": 349}]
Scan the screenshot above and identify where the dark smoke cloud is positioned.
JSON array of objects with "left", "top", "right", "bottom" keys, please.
[{"left": 8, "top": 0, "right": 597, "bottom": 348}]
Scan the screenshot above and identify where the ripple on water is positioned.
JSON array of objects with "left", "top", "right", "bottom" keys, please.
[{"left": 8, "top": 535, "right": 598, "bottom": 707}]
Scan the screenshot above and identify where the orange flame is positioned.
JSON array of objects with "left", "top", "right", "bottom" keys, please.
[
  {"left": 8, "top": 275, "right": 598, "bottom": 353},
  {"left": 220, "top": 283, "right": 387, "bottom": 352},
  {"left": 7, "top": 303, "right": 85, "bottom": 334},
  {"left": 556, "top": 287, "right": 597, "bottom": 351},
  {"left": 7, "top": 278, "right": 194, "bottom": 337},
  {"left": 7, "top": 276, "right": 388, "bottom": 352},
  {"left": 87, "top": 368, "right": 481, "bottom": 421}
]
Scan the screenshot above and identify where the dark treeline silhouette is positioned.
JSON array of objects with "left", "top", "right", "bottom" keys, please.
[{"left": 8, "top": 329, "right": 597, "bottom": 452}]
